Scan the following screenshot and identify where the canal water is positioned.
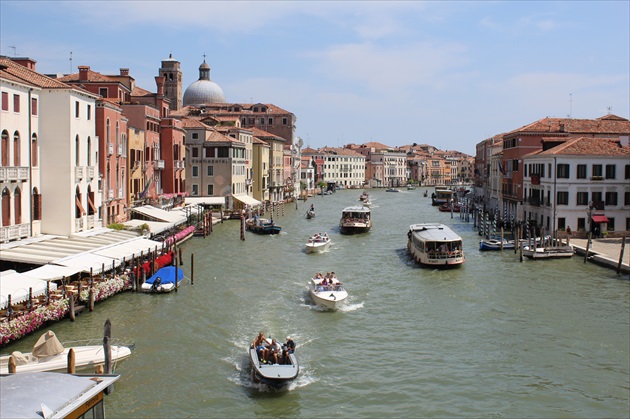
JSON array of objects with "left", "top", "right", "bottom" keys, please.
[{"left": 5, "top": 189, "right": 629, "bottom": 418}]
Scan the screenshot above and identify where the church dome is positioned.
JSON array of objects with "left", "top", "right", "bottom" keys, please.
[{"left": 183, "top": 59, "right": 226, "bottom": 106}]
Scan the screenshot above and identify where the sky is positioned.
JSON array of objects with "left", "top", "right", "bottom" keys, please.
[{"left": 1, "top": 1, "right": 628, "bottom": 155}]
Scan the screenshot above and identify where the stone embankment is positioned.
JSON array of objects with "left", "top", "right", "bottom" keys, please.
[{"left": 568, "top": 237, "right": 629, "bottom": 275}]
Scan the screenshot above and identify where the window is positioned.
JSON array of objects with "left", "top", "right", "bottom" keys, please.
[
  {"left": 282, "top": 117, "right": 288, "bottom": 125},
  {"left": 557, "top": 191, "right": 569, "bottom": 205},
  {"left": 558, "top": 217, "right": 566, "bottom": 230},
  {"left": 13, "top": 94, "right": 20, "bottom": 112},
  {"left": 31, "top": 134, "right": 38, "bottom": 167},
  {"left": 207, "top": 184, "right": 214, "bottom": 195},
  {"left": 557, "top": 164, "right": 570, "bottom": 178},
  {"left": 207, "top": 166, "right": 213, "bottom": 176},
  {"left": 592, "top": 192, "right": 602, "bottom": 203},
  {"left": 625, "top": 164, "right": 630, "bottom": 179},
  {"left": 99, "top": 87, "right": 108, "bottom": 98},
  {"left": 592, "top": 164, "right": 602, "bottom": 177},
  {"left": 259, "top": 117, "right": 265, "bottom": 125},
  {"left": 608, "top": 218, "right": 615, "bottom": 231},
  {"left": 577, "top": 164, "right": 587, "bottom": 179},
  {"left": 191, "top": 184, "right": 199, "bottom": 196},
  {"left": 192, "top": 147, "right": 199, "bottom": 158},
  {"left": 192, "top": 133, "right": 199, "bottom": 140},
  {"left": 576, "top": 191, "right": 589, "bottom": 206},
  {"left": 192, "top": 166, "right": 199, "bottom": 177},
  {"left": 627, "top": 218, "right": 630, "bottom": 231},
  {"left": 268, "top": 117, "right": 273, "bottom": 125},
  {"left": 605, "top": 164, "right": 616, "bottom": 179},
  {"left": 75, "top": 101, "right": 80, "bottom": 118},
  {"left": 13, "top": 131, "right": 20, "bottom": 166},
  {"left": 32, "top": 187, "right": 42, "bottom": 221},
  {"left": 87, "top": 104, "right": 91, "bottom": 120},
  {"left": 577, "top": 217, "right": 585, "bottom": 231},
  {"left": 1, "top": 92, "right": 7, "bottom": 110},
  {"left": 605, "top": 192, "right": 617, "bottom": 206},
  {"left": 31, "top": 98, "right": 38, "bottom": 115},
  {"left": 625, "top": 191, "right": 630, "bottom": 206}
]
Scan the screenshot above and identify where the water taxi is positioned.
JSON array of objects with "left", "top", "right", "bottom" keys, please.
[
  {"left": 308, "top": 274, "right": 348, "bottom": 310},
  {"left": 407, "top": 223, "right": 465, "bottom": 267},
  {"left": 339, "top": 206, "right": 372, "bottom": 234}
]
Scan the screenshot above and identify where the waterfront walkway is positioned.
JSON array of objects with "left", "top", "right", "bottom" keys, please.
[{"left": 568, "top": 237, "right": 630, "bottom": 275}]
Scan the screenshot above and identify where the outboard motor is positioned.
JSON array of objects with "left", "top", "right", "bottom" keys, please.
[{"left": 150, "top": 277, "right": 162, "bottom": 293}]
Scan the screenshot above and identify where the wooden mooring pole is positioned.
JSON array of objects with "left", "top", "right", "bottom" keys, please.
[
  {"left": 617, "top": 236, "right": 626, "bottom": 274},
  {"left": 191, "top": 253, "right": 194, "bottom": 285},
  {"left": 584, "top": 232, "right": 592, "bottom": 263}
]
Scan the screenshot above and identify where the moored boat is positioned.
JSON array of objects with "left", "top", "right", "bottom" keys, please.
[
  {"left": 438, "top": 202, "right": 461, "bottom": 212},
  {"left": 305, "top": 232, "right": 331, "bottom": 253},
  {"left": 245, "top": 216, "right": 281, "bottom": 235},
  {"left": 407, "top": 223, "right": 465, "bottom": 267},
  {"left": 479, "top": 238, "right": 515, "bottom": 251},
  {"left": 141, "top": 265, "right": 184, "bottom": 293},
  {"left": 522, "top": 245, "right": 574, "bottom": 259},
  {"left": 308, "top": 274, "right": 348, "bottom": 310},
  {"left": 249, "top": 334, "right": 299, "bottom": 388},
  {"left": 339, "top": 206, "right": 372, "bottom": 235},
  {"left": 0, "top": 330, "right": 133, "bottom": 374}
]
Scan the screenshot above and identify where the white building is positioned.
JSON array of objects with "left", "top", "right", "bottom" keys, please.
[
  {"left": 319, "top": 147, "right": 366, "bottom": 189},
  {"left": 522, "top": 136, "right": 630, "bottom": 237}
]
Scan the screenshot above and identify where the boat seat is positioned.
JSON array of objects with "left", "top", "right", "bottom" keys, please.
[{"left": 11, "top": 351, "right": 29, "bottom": 365}]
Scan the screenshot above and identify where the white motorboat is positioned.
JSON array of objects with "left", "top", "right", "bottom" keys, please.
[
  {"left": 141, "top": 266, "right": 184, "bottom": 293},
  {"left": 522, "top": 245, "right": 574, "bottom": 259},
  {"left": 249, "top": 336, "right": 299, "bottom": 388},
  {"left": 407, "top": 223, "right": 465, "bottom": 267},
  {"left": 308, "top": 275, "right": 348, "bottom": 310},
  {"left": 0, "top": 330, "right": 133, "bottom": 374},
  {"left": 479, "top": 237, "right": 516, "bottom": 251},
  {"left": 305, "top": 233, "right": 331, "bottom": 253}
]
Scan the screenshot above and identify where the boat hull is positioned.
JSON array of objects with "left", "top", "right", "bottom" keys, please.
[
  {"left": 479, "top": 239, "right": 515, "bottom": 251},
  {"left": 248, "top": 346, "right": 298, "bottom": 388},
  {"left": 522, "top": 246, "right": 574, "bottom": 259},
  {"left": 339, "top": 224, "right": 371, "bottom": 235},
  {"left": 309, "top": 288, "right": 348, "bottom": 310},
  {"left": 0, "top": 345, "right": 132, "bottom": 374},
  {"left": 305, "top": 241, "right": 331, "bottom": 253}
]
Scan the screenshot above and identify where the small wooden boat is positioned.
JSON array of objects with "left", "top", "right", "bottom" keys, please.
[
  {"left": 308, "top": 275, "right": 348, "bottom": 310},
  {"left": 479, "top": 238, "right": 515, "bottom": 251},
  {"left": 306, "top": 209, "right": 315, "bottom": 219},
  {"left": 305, "top": 232, "right": 331, "bottom": 253},
  {"left": 245, "top": 217, "right": 282, "bottom": 235},
  {"left": 522, "top": 245, "right": 574, "bottom": 259},
  {"left": 438, "top": 203, "right": 460, "bottom": 212},
  {"left": 141, "top": 265, "right": 184, "bottom": 293},
  {"left": 0, "top": 330, "right": 133, "bottom": 374},
  {"left": 249, "top": 336, "right": 299, "bottom": 388}
]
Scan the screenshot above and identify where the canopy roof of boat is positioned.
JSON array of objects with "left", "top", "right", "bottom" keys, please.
[
  {"left": 341, "top": 206, "right": 370, "bottom": 213},
  {"left": 409, "top": 223, "right": 462, "bottom": 241}
]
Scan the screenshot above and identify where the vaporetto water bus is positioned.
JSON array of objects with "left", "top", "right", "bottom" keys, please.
[{"left": 407, "top": 223, "right": 465, "bottom": 267}]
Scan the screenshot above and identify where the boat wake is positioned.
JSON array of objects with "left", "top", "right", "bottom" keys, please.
[{"left": 338, "top": 301, "right": 364, "bottom": 312}]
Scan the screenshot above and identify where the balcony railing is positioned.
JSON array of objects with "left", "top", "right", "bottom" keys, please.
[
  {"left": 0, "top": 223, "right": 31, "bottom": 243},
  {"left": 108, "top": 189, "right": 114, "bottom": 200},
  {"left": 154, "top": 160, "right": 165, "bottom": 170},
  {"left": 117, "top": 145, "right": 123, "bottom": 156},
  {"left": 0, "top": 166, "right": 29, "bottom": 182},
  {"left": 591, "top": 176, "right": 604, "bottom": 181},
  {"left": 118, "top": 188, "right": 124, "bottom": 199},
  {"left": 75, "top": 166, "right": 84, "bottom": 180},
  {"left": 87, "top": 166, "right": 95, "bottom": 179},
  {"left": 107, "top": 143, "right": 114, "bottom": 156},
  {"left": 75, "top": 217, "right": 84, "bottom": 232},
  {"left": 86, "top": 215, "right": 96, "bottom": 229}
]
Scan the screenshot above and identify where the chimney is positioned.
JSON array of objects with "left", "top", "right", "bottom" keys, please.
[
  {"left": 78, "top": 66, "right": 89, "bottom": 81},
  {"left": 155, "top": 76, "right": 165, "bottom": 96},
  {"left": 10, "top": 57, "right": 37, "bottom": 70},
  {"left": 120, "top": 68, "right": 129, "bottom": 76}
]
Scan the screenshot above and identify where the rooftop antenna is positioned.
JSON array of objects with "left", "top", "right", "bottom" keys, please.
[
  {"left": 69, "top": 51, "right": 73, "bottom": 73},
  {"left": 607, "top": 106, "right": 612, "bottom": 115},
  {"left": 569, "top": 93, "right": 573, "bottom": 118},
  {"left": 8, "top": 45, "right": 17, "bottom": 56}
]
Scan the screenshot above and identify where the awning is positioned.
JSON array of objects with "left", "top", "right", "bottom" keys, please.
[
  {"left": 92, "top": 237, "right": 162, "bottom": 261},
  {"left": 0, "top": 270, "right": 57, "bottom": 309},
  {"left": 591, "top": 215, "right": 609, "bottom": 223},
  {"left": 26, "top": 264, "right": 83, "bottom": 281},
  {"left": 186, "top": 197, "right": 225, "bottom": 206},
  {"left": 53, "top": 253, "right": 120, "bottom": 274},
  {"left": 122, "top": 219, "right": 175, "bottom": 235},
  {"left": 129, "top": 205, "right": 187, "bottom": 225},
  {"left": 233, "top": 194, "right": 261, "bottom": 206}
]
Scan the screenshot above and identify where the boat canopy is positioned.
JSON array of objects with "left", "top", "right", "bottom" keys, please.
[
  {"left": 409, "top": 223, "right": 462, "bottom": 241},
  {"left": 145, "top": 266, "right": 184, "bottom": 285},
  {"left": 31, "top": 331, "right": 64, "bottom": 358}
]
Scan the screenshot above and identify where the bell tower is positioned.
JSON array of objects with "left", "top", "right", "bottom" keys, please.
[{"left": 159, "top": 54, "right": 183, "bottom": 110}]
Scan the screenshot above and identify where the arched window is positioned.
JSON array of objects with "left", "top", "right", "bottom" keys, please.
[
  {"left": 31, "top": 133, "right": 38, "bottom": 167},
  {"left": 106, "top": 118, "right": 111, "bottom": 145},
  {"left": 1, "top": 130, "right": 9, "bottom": 166},
  {"left": 1, "top": 187, "right": 11, "bottom": 226},
  {"left": 13, "top": 131, "right": 20, "bottom": 166},
  {"left": 75, "top": 186, "right": 86, "bottom": 218},
  {"left": 116, "top": 121, "right": 119, "bottom": 149},
  {"left": 14, "top": 187, "right": 21, "bottom": 225},
  {"left": 87, "top": 137, "right": 91, "bottom": 166},
  {"left": 87, "top": 185, "right": 95, "bottom": 216},
  {"left": 32, "top": 187, "right": 41, "bottom": 221},
  {"left": 75, "top": 135, "right": 80, "bottom": 166}
]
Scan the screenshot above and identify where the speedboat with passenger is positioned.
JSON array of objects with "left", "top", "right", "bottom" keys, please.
[
  {"left": 249, "top": 335, "right": 299, "bottom": 388},
  {"left": 308, "top": 274, "right": 348, "bottom": 310},
  {"left": 245, "top": 217, "right": 282, "bottom": 235},
  {"left": 305, "top": 232, "right": 331, "bottom": 253}
]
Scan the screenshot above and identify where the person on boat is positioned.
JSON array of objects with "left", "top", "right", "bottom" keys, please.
[
  {"left": 265, "top": 338, "right": 281, "bottom": 364},
  {"left": 282, "top": 336, "right": 296, "bottom": 364},
  {"left": 310, "top": 203, "right": 314, "bottom": 211},
  {"left": 253, "top": 332, "right": 267, "bottom": 360},
  {"left": 439, "top": 243, "right": 449, "bottom": 254}
]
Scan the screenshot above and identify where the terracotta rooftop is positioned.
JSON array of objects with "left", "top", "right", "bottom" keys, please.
[
  {"left": 507, "top": 114, "right": 630, "bottom": 136},
  {"left": 250, "top": 126, "right": 284, "bottom": 141},
  {"left": 0, "top": 57, "right": 70, "bottom": 89},
  {"left": 131, "top": 86, "right": 153, "bottom": 97},
  {"left": 180, "top": 118, "right": 212, "bottom": 129},
  {"left": 57, "top": 69, "right": 120, "bottom": 84},
  {"left": 532, "top": 137, "right": 630, "bottom": 156}
]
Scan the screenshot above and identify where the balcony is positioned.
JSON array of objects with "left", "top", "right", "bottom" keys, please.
[
  {"left": 0, "top": 166, "right": 29, "bottom": 182},
  {"left": 591, "top": 176, "right": 604, "bottom": 181},
  {"left": 153, "top": 160, "right": 165, "bottom": 170},
  {"left": 108, "top": 189, "right": 114, "bottom": 200},
  {"left": 0, "top": 223, "right": 31, "bottom": 243},
  {"left": 118, "top": 188, "right": 124, "bottom": 199},
  {"left": 75, "top": 217, "right": 84, "bottom": 232},
  {"left": 86, "top": 215, "right": 96, "bottom": 229},
  {"left": 75, "top": 166, "right": 84, "bottom": 180},
  {"left": 87, "top": 166, "right": 95, "bottom": 179},
  {"left": 117, "top": 145, "right": 123, "bottom": 156},
  {"left": 107, "top": 143, "right": 114, "bottom": 156}
]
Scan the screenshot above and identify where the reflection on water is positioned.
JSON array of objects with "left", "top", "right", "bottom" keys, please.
[{"left": 4, "top": 188, "right": 628, "bottom": 417}]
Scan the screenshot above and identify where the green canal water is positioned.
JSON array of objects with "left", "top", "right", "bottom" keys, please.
[{"left": 5, "top": 189, "right": 630, "bottom": 418}]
